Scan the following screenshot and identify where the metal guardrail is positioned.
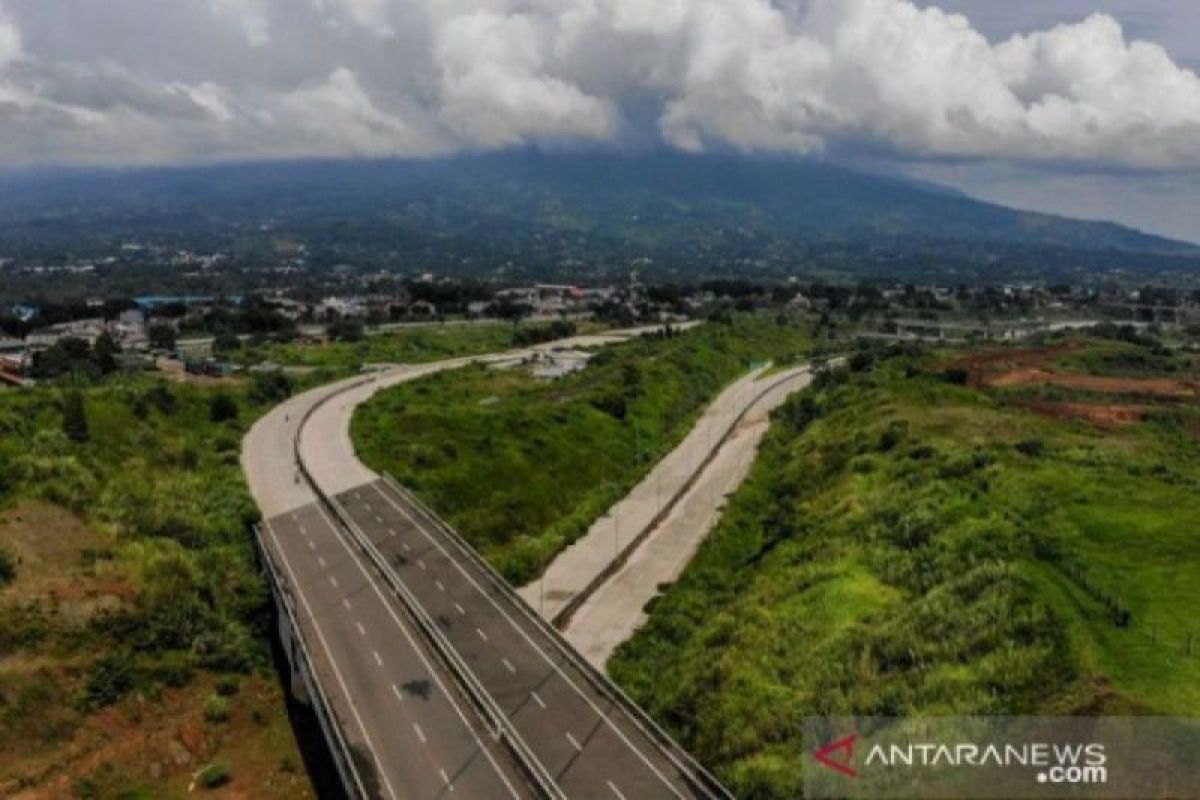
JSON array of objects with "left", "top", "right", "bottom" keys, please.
[
  {"left": 292, "top": 373, "right": 565, "bottom": 800},
  {"left": 253, "top": 523, "right": 370, "bottom": 800},
  {"left": 381, "top": 474, "right": 735, "bottom": 800},
  {"left": 548, "top": 363, "right": 815, "bottom": 630}
]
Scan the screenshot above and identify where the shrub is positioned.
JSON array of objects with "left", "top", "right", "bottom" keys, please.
[
  {"left": 203, "top": 694, "right": 231, "bottom": 723},
  {"left": 0, "top": 545, "right": 15, "bottom": 586},
  {"left": 942, "top": 367, "right": 969, "bottom": 385},
  {"left": 196, "top": 763, "right": 231, "bottom": 789},
  {"left": 62, "top": 391, "right": 90, "bottom": 443},
  {"left": 208, "top": 393, "right": 239, "bottom": 423},
  {"left": 215, "top": 675, "right": 240, "bottom": 697},
  {"left": 1015, "top": 438, "right": 1045, "bottom": 458},
  {"left": 250, "top": 371, "right": 294, "bottom": 404},
  {"left": 85, "top": 655, "right": 136, "bottom": 709}
]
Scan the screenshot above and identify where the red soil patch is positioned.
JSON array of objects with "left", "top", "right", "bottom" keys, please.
[
  {"left": 1009, "top": 399, "right": 1149, "bottom": 429},
  {"left": 989, "top": 368, "right": 1197, "bottom": 398}
]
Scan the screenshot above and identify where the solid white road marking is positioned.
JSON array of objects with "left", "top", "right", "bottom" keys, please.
[
  {"left": 502, "top": 658, "right": 516, "bottom": 675},
  {"left": 306, "top": 504, "right": 520, "bottom": 799},
  {"left": 262, "top": 521, "right": 398, "bottom": 800},
  {"left": 530, "top": 691, "right": 546, "bottom": 709},
  {"left": 370, "top": 482, "right": 686, "bottom": 799},
  {"left": 413, "top": 723, "right": 427, "bottom": 744},
  {"left": 566, "top": 732, "right": 583, "bottom": 752}
]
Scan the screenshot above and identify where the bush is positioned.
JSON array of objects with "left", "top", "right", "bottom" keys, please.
[
  {"left": 0, "top": 545, "right": 15, "bottom": 586},
  {"left": 62, "top": 391, "right": 90, "bottom": 443},
  {"left": 197, "top": 763, "right": 231, "bottom": 789},
  {"left": 85, "top": 655, "right": 136, "bottom": 709},
  {"left": 203, "top": 694, "right": 231, "bottom": 723},
  {"left": 208, "top": 393, "right": 239, "bottom": 423},
  {"left": 942, "top": 368, "right": 970, "bottom": 385},
  {"left": 1015, "top": 438, "right": 1045, "bottom": 458},
  {"left": 215, "top": 675, "right": 240, "bottom": 696},
  {"left": 250, "top": 371, "right": 295, "bottom": 404}
]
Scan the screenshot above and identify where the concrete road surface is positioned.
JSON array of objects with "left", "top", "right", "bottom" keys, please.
[
  {"left": 518, "top": 365, "right": 811, "bottom": 626},
  {"left": 561, "top": 367, "right": 814, "bottom": 667}
]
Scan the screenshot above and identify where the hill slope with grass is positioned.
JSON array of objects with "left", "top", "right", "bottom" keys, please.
[
  {"left": 608, "top": 338, "right": 1200, "bottom": 799},
  {"left": 352, "top": 316, "right": 811, "bottom": 584}
]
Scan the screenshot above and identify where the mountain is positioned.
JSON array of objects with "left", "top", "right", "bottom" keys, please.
[{"left": 0, "top": 151, "right": 1195, "bottom": 282}]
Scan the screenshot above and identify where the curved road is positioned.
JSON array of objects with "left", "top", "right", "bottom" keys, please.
[{"left": 242, "top": 324, "right": 726, "bottom": 800}]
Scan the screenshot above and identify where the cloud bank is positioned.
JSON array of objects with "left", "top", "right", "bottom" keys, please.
[{"left": 1, "top": 0, "right": 1199, "bottom": 169}]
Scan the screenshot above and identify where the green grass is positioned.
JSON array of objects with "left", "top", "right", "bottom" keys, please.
[
  {"left": 230, "top": 320, "right": 597, "bottom": 375},
  {"left": 608, "top": 342, "right": 1200, "bottom": 799},
  {"left": 353, "top": 316, "right": 812, "bottom": 583}
]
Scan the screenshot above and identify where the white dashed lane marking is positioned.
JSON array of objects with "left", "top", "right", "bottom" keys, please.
[
  {"left": 373, "top": 650, "right": 383, "bottom": 667},
  {"left": 502, "top": 658, "right": 516, "bottom": 675},
  {"left": 608, "top": 780, "right": 627, "bottom": 800},
  {"left": 476, "top": 628, "right": 488, "bottom": 642},
  {"left": 566, "top": 732, "right": 583, "bottom": 752},
  {"left": 391, "top": 684, "right": 404, "bottom": 703},
  {"left": 413, "top": 723, "right": 427, "bottom": 744},
  {"left": 455, "top": 603, "right": 466, "bottom": 616},
  {"left": 356, "top": 622, "right": 367, "bottom": 636},
  {"left": 531, "top": 691, "right": 546, "bottom": 710}
]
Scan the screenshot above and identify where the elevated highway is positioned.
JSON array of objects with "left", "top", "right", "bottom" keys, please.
[{"left": 242, "top": 325, "right": 728, "bottom": 800}]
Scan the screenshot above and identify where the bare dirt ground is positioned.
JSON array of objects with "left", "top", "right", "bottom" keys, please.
[
  {"left": 945, "top": 341, "right": 1196, "bottom": 429},
  {"left": 1007, "top": 399, "right": 1151, "bottom": 429},
  {"left": 0, "top": 503, "right": 309, "bottom": 799},
  {"left": 989, "top": 368, "right": 1196, "bottom": 397}
]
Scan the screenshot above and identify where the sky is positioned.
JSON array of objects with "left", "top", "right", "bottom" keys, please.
[{"left": 0, "top": 0, "right": 1198, "bottom": 242}]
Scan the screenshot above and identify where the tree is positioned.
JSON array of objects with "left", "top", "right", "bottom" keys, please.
[
  {"left": 62, "top": 390, "right": 90, "bottom": 443},
  {"left": 209, "top": 393, "right": 239, "bottom": 423},
  {"left": 213, "top": 332, "right": 242, "bottom": 354},
  {"left": 327, "top": 318, "right": 365, "bottom": 342},
  {"left": 93, "top": 331, "right": 121, "bottom": 374},
  {"left": 250, "top": 371, "right": 295, "bottom": 404},
  {"left": 148, "top": 322, "right": 177, "bottom": 351}
]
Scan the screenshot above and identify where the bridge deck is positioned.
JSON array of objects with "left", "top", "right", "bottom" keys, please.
[
  {"left": 263, "top": 501, "right": 528, "bottom": 799},
  {"left": 333, "top": 478, "right": 714, "bottom": 800}
]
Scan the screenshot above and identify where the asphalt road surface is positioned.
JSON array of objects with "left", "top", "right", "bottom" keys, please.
[
  {"left": 262, "top": 500, "right": 529, "bottom": 799},
  {"left": 333, "top": 478, "right": 711, "bottom": 800}
]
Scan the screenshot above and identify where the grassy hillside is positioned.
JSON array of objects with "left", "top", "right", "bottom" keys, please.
[
  {"left": 0, "top": 374, "right": 308, "bottom": 797},
  {"left": 352, "top": 316, "right": 811, "bottom": 584},
  {"left": 609, "top": 338, "right": 1200, "bottom": 799},
  {"left": 0, "top": 322, "right": 536, "bottom": 796},
  {"left": 230, "top": 321, "right": 534, "bottom": 375}
]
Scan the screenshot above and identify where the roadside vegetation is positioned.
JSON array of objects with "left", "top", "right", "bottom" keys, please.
[
  {"left": 608, "top": 335, "right": 1200, "bottom": 799},
  {"left": 353, "top": 315, "right": 811, "bottom": 584},
  {"left": 0, "top": 371, "right": 314, "bottom": 797},
  {"left": 227, "top": 319, "right": 598, "bottom": 376}
]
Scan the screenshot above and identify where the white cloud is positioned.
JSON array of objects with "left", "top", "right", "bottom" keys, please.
[
  {"left": 0, "top": 0, "right": 1199, "bottom": 170},
  {"left": 0, "top": 4, "right": 20, "bottom": 66}
]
